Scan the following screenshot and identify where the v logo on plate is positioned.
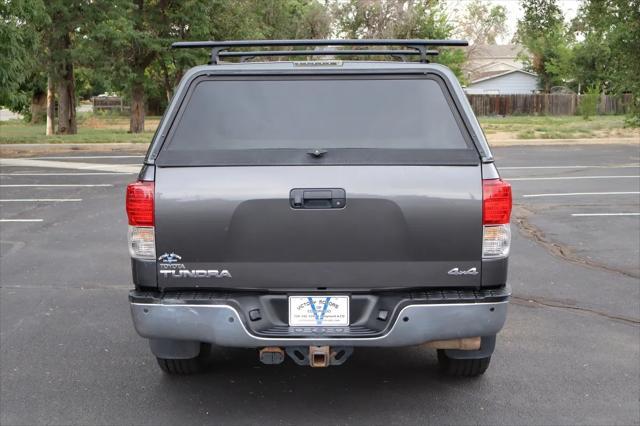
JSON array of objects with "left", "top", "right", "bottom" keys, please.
[{"left": 307, "top": 297, "right": 332, "bottom": 325}]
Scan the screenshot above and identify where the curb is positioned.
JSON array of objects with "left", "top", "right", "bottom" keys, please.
[
  {"left": 487, "top": 137, "right": 639, "bottom": 147},
  {"left": 0, "top": 138, "right": 638, "bottom": 157},
  {"left": 0, "top": 142, "right": 150, "bottom": 158}
]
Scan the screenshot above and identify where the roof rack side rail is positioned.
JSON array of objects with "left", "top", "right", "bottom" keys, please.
[
  {"left": 171, "top": 39, "right": 468, "bottom": 64},
  {"left": 218, "top": 49, "right": 440, "bottom": 63}
]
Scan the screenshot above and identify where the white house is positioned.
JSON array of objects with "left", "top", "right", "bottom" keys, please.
[
  {"left": 464, "top": 69, "right": 539, "bottom": 95},
  {"left": 462, "top": 44, "right": 539, "bottom": 94}
]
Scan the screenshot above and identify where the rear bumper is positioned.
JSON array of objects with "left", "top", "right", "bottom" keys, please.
[{"left": 129, "top": 288, "right": 509, "bottom": 348}]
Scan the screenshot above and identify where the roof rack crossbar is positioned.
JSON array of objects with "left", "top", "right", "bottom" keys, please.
[
  {"left": 171, "top": 39, "right": 467, "bottom": 64},
  {"left": 218, "top": 49, "right": 439, "bottom": 63}
]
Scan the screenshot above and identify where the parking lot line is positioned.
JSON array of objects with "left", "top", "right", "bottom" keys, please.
[
  {"left": 0, "top": 184, "right": 113, "bottom": 187},
  {"left": 0, "top": 172, "right": 134, "bottom": 176},
  {"left": 571, "top": 213, "right": 640, "bottom": 217},
  {"left": 522, "top": 191, "right": 640, "bottom": 198},
  {"left": 502, "top": 164, "right": 640, "bottom": 170},
  {"left": 510, "top": 175, "right": 640, "bottom": 181},
  {"left": 0, "top": 198, "right": 82, "bottom": 202},
  {"left": 0, "top": 219, "right": 44, "bottom": 222}
]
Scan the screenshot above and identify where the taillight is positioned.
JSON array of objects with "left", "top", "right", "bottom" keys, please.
[
  {"left": 126, "top": 181, "right": 155, "bottom": 260},
  {"left": 482, "top": 179, "right": 512, "bottom": 259},
  {"left": 126, "top": 181, "right": 154, "bottom": 226},
  {"left": 483, "top": 179, "right": 512, "bottom": 225}
]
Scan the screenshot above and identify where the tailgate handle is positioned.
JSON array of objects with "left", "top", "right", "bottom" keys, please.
[{"left": 290, "top": 188, "right": 346, "bottom": 209}]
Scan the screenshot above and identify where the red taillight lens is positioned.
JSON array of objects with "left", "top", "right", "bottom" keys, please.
[
  {"left": 483, "top": 179, "right": 512, "bottom": 225},
  {"left": 126, "top": 181, "right": 154, "bottom": 226}
]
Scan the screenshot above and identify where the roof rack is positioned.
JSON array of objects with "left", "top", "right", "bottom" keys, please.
[
  {"left": 218, "top": 49, "right": 439, "bottom": 63},
  {"left": 171, "top": 39, "right": 468, "bottom": 64}
]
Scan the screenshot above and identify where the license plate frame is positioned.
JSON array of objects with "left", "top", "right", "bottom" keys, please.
[{"left": 288, "top": 295, "right": 350, "bottom": 327}]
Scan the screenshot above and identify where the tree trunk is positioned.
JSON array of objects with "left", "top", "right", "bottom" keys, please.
[
  {"left": 30, "top": 90, "right": 47, "bottom": 124},
  {"left": 46, "top": 76, "right": 55, "bottom": 136},
  {"left": 56, "top": 61, "right": 77, "bottom": 134},
  {"left": 129, "top": 79, "right": 145, "bottom": 133},
  {"left": 160, "top": 59, "right": 173, "bottom": 102}
]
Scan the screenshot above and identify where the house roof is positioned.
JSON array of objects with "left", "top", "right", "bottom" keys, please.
[
  {"left": 467, "top": 44, "right": 526, "bottom": 60},
  {"left": 470, "top": 68, "right": 538, "bottom": 84}
]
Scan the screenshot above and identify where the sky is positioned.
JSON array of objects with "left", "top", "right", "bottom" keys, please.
[{"left": 445, "top": 0, "right": 582, "bottom": 44}]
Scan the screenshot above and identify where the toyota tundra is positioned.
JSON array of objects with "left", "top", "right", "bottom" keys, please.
[{"left": 126, "top": 39, "right": 512, "bottom": 376}]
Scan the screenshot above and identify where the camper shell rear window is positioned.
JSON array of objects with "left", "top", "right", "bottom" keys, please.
[{"left": 156, "top": 74, "right": 479, "bottom": 166}]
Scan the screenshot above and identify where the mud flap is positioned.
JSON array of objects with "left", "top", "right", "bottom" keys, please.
[{"left": 443, "top": 335, "right": 496, "bottom": 360}]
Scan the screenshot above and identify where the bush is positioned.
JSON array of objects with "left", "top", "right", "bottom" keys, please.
[{"left": 578, "top": 85, "right": 599, "bottom": 120}]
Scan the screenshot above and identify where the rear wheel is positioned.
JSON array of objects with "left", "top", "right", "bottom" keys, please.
[
  {"left": 156, "top": 343, "right": 211, "bottom": 375},
  {"left": 437, "top": 350, "right": 491, "bottom": 377}
]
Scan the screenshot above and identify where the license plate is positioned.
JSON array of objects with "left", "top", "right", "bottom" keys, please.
[{"left": 288, "top": 296, "right": 349, "bottom": 326}]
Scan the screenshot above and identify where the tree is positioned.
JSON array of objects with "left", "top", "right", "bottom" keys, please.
[
  {"left": 0, "top": 0, "right": 48, "bottom": 121},
  {"left": 573, "top": 0, "right": 640, "bottom": 124},
  {"left": 44, "top": 1, "right": 92, "bottom": 134},
  {"left": 515, "top": 0, "right": 572, "bottom": 92},
  {"left": 458, "top": 0, "right": 507, "bottom": 46},
  {"left": 333, "top": 0, "right": 467, "bottom": 80},
  {"left": 89, "top": 0, "right": 333, "bottom": 132}
]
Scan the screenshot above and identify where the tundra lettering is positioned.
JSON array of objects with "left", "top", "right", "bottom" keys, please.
[{"left": 158, "top": 270, "right": 232, "bottom": 278}]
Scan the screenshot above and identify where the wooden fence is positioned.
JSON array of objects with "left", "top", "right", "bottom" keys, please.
[{"left": 466, "top": 93, "right": 633, "bottom": 116}]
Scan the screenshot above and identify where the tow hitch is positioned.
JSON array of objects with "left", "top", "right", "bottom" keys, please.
[
  {"left": 259, "top": 346, "right": 353, "bottom": 367},
  {"left": 308, "top": 346, "right": 331, "bottom": 367}
]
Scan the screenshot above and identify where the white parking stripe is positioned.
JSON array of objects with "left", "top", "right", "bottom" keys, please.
[
  {"left": 510, "top": 175, "right": 640, "bottom": 181},
  {"left": 571, "top": 213, "right": 640, "bottom": 217},
  {"left": 0, "top": 199, "right": 82, "bottom": 202},
  {"left": 0, "top": 172, "right": 134, "bottom": 176},
  {"left": 502, "top": 164, "right": 640, "bottom": 170},
  {"left": 523, "top": 191, "right": 640, "bottom": 198},
  {"left": 0, "top": 184, "right": 113, "bottom": 187},
  {"left": 0, "top": 219, "right": 44, "bottom": 222},
  {"left": 29, "top": 155, "right": 144, "bottom": 159}
]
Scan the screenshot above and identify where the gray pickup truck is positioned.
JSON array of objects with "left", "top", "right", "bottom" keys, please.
[{"left": 126, "top": 39, "right": 512, "bottom": 376}]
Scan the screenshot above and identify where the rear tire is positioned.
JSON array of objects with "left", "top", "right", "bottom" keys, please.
[
  {"left": 156, "top": 343, "right": 211, "bottom": 375},
  {"left": 437, "top": 350, "right": 491, "bottom": 377}
]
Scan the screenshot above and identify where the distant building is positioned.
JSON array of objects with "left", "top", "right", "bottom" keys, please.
[
  {"left": 465, "top": 69, "right": 539, "bottom": 95},
  {"left": 463, "top": 44, "right": 539, "bottom": 94}
]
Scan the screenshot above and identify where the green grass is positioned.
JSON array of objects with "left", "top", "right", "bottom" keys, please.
[
  {"left": 478, "top": 115, "right": 636, "bottom": 140},
  {"left": 0, "top": 113, "right": 636, "bottom": 144},
  {"left": 0, "top": 114, "right": 159, "bottom": 144}
]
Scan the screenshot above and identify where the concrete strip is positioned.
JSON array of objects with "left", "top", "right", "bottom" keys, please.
[
  {"left": 502, "top": 164, "right": 640, "bottom": 170},
  {"left": 0, "top": 137, "right": 638, "bottom": 157},
  {"left": 523, "top": 191, "right": 640, "bottom": 198},
  {"left": 0, "top": 158, "right": 141, "bottom": 174},
  {"left": 0, "top": 172, "right": 134, "bottom": 176},
  {"left": 488, "top": 137, "right": 640, "bottom": 147},
  {"left": 0, "top": 198, "right": 82, "bottom": 202},
  {"left": 30, "top": 155, "right": 144, "bottom": 159},
  {"left": 0, "top": 184, "right": 113, "bottom": 188},
  {"left": 571, "top": 213, "right": 640, "bottom": 217},
  {"left": 0, "top": 143, "right": 149, "bottom": 158},
  {"left": 510, "top": 175, "right": 640, "bottom": 181}
]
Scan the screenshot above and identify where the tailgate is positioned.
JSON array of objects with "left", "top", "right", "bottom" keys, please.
[{"left": 155, "top": 165, "right": 482, "bottom": 290}]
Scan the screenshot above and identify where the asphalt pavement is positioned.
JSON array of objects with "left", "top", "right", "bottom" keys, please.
[{"left": 0, "top": 143, "right": 639, "bottom": 425}]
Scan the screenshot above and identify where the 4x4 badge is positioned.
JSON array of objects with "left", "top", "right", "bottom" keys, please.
[{"left": 448, "top": 267, "right": 478, "bottom": 276}]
